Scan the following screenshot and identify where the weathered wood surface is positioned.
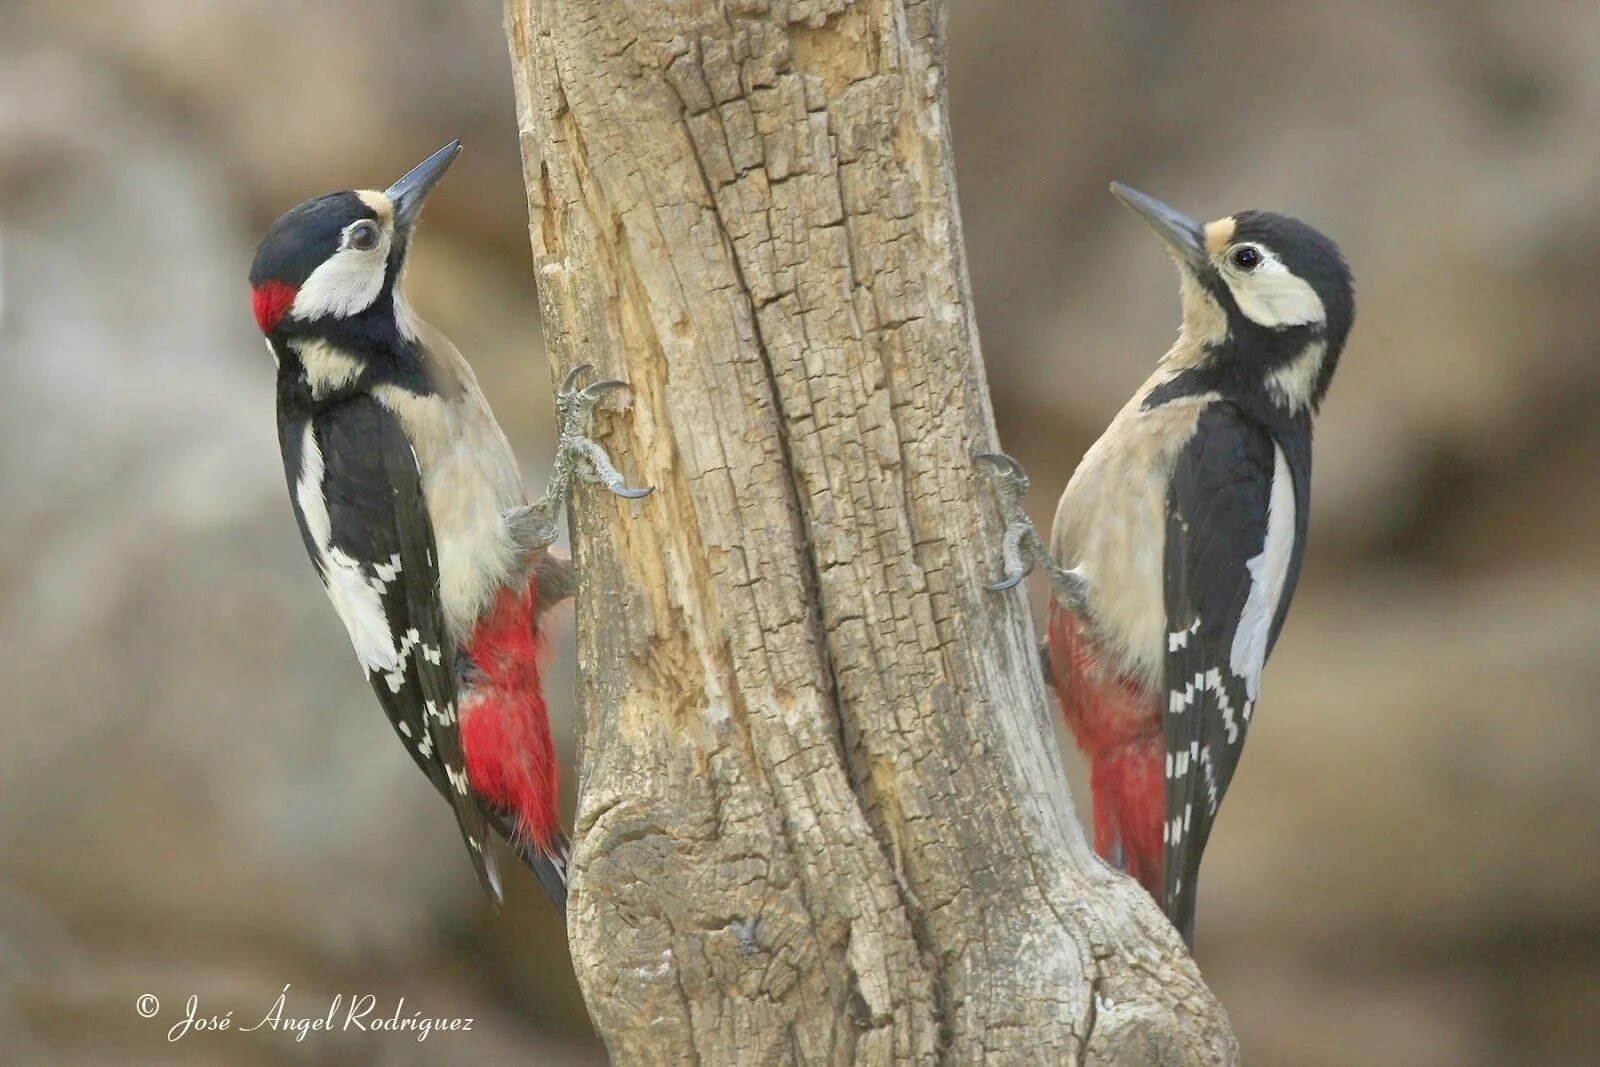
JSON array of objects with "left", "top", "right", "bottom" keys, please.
[{"left": 504, "top": 1, "right": 1237, "bottom": 1062}]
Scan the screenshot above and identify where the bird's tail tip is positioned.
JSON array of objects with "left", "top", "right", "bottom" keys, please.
[
  {"left": 514, "top": 827, "right": 571, "bottom": 922},
  {"left": 486, "top": 813, "right": 571, "bottom": 922}
]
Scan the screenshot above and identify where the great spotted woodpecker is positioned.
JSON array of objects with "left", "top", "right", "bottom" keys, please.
[
  {"left": 980, "top": 184, "right": 1353, "bottom": 945},
  {"left": 249, "top": 142, "right": 648, "bottom": 916}
]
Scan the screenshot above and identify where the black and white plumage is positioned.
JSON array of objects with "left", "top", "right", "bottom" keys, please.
[
  {"left": 280, "top": 390, "right": 498, "bottom": 895},
  {"left": 1160, "top": 404, "right": 1304, "bottom": 939},
  {"left": 251, "top": 142, "right": 647, "bottom": 915},
  {"left": 982, "top": 184, "right": 1353, "bottom": 946}
]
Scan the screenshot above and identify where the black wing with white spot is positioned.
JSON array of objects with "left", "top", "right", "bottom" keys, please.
[
  {"left": 281, "top": 395, "right": 501, "bottom": 903},
  {"left": 1161, "top": 404, "right": 1297, "bottom": 944}
]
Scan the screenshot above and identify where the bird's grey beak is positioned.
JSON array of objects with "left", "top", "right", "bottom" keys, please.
[
  {"left": 1110, "top": 182, "right": 1208, "bottom": 272},
  {"left": 386, "top": 140, "right": 462, "bottom": 229}
]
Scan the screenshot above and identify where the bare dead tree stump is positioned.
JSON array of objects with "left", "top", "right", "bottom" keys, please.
[{"left": 504, "top": 1, "right": 1238, "bottom": 1062}]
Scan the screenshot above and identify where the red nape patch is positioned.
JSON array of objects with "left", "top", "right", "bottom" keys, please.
[
  {"left": 460, "top": 579, "right": 560, "bottom": 853},
  {"left": 251, "top": 281, "right": 297, "bottom": 334},
  {"left": 1046, "top": 606, "right": 1165, "bottom": 898}
]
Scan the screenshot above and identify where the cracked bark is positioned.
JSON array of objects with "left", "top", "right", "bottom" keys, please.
[{"left": 504, "top": 1, "right": 1239, "bottom": 1063}]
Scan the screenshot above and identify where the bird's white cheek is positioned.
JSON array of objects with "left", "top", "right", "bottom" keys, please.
[
  {"left": 1224, "top": 266, "right": 1325, "bottom": 329},
  {"left": 292, "top": 247, "right": 388, "bottom": 321}
]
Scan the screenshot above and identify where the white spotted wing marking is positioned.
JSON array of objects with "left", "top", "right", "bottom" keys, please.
[
  {"left": 1198, "top": 744, "right": 1219, "bottom": 815},
  {"left": 373, "top": 554, "right": 402, "bottom": 583},
  {"left": 1166, "top": 744, "right": 1193, "bottom": 781},
  {"left": 382, "top": 628, "right": 424, "bottom": 694},
  {"left": 1163, "top": 803, "right": 1194, "bottom": 850},
  {"left": 423, "top": 699, "right": 456, "bottom": 726},
  {"left": 1167, "top": 618, "right": 1200, "bottom": 652},
  {"left": 1168, "top": 670, "right": 1205, "bottom": 714},
  {"left": 1205, "top": 668, "right": 1240, "bottom": 745}
]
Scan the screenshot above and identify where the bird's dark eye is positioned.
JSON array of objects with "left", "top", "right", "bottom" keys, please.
[
  {"left": 1230, "top": 245, "right": 1262, "bottom": 271},
  {"left": 348, "top": 221, "right": 380, "bottom": 251}
]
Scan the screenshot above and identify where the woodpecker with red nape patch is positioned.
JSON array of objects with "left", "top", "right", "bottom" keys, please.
[
  {"left": 250, "top": 142, "right": 649, "bottom": 916},
  {"left": 979, "top": 184, "right": 1353, "bottom": 946}
]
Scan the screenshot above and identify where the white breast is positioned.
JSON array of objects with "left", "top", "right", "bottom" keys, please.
[
  {"left": 374, "top": 381, "right": 524, "bottom": 640},
  {"left": 1050, "top": 389, "right": 1215, "bottom": 687}
]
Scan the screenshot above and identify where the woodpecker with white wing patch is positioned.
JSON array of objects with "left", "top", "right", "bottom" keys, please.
[
  {"left": 980, "top": 184, "right": 1353, "bottom": 946},
  {"left": 250, "top": 142, "right": 649, "bottom": 917}
]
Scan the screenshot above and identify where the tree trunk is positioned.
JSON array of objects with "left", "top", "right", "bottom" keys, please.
[{"left": 503, "top": 2, "right": 1237, "bottom": 1062}]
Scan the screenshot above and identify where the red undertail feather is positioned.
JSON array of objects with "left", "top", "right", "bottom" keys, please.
[
  {"left": 461, "top": 577, "right": 560, "bottom": 854},
  {"left": 1046, "top": 605, "right": 1165, "bottom": 900}
]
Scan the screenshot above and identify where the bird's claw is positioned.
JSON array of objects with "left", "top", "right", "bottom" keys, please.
[
  {"left": 988, "top": 567, "right": 1029, "bottom": 593},
  {"left": 556, "top": 365, "right": 652, "bottom": 502},
  {"left": 610, "top": 483, "right": 654, "bottom": 500},
  {"left": 977, "top": 450, "right": 1037, "bottom": 592},
  {"left": 579, "top": 378, "right": 630, "bottom": 402},
  {"left": 573, "top": 436, "right": 653, "bottom": 499},
  {"left": 560, "top": 363, "right": 596, "bottom": 394},
  {"left": 975, "top": 451, "right": 1029, "bottom": 487}
]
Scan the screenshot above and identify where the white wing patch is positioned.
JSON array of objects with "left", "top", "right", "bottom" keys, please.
[
  {"left": 382, "top": 627, "right": 423, "bottom": 694},
  {"left": 1229, "top": 445, "right": 1295, "bottom": 700},
  {"left": 296, "top": 424, "right": 401, "bottom": 674}
]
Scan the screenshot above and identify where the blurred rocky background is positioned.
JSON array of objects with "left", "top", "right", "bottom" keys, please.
[{"left": 0, "top": 1, "right": 1594, "bottom": 1064}]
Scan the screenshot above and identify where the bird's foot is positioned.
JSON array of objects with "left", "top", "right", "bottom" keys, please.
[
  {"left": 556, "top": 364, "right": 653, "bottom": 500},
  {"left": 974, "top": 451, "right": 1091, "bottom": 613},
  {"left": 511, "top": 365, "right": 653, "bottom": 551},
  {"left": 975, "top": 451, "right": 1041, "bottom": 591}
]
